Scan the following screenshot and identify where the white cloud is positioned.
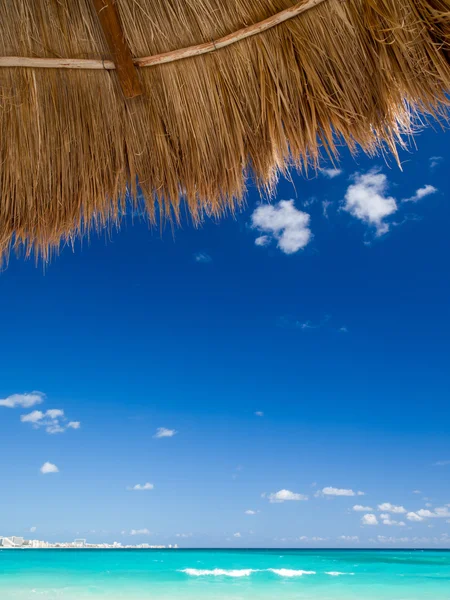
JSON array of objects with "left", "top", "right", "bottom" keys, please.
[
  {"left": 377, "top": 503, "right": 407, "bottom": 514},
  {"left": 175, "top": 533, "right": 193, "bottom": 538},
  {"left": 0, "top": 391, "right": 45, "bottom": 408},
  {"left": 245, "top": 510, "right": 257, "bottom": 515},
  {"left": 45, "top": 409, "right": 64, "bottom": 419},
  {"left": 376, "top": 535, "right": 411, "bottom": 544},
  {"left": 254, "top": 236, "right": 270, "bottom": 247},
  {"left": 434, "top": 507, "right": 450, "bottom": 517},
  {"left": 406, "top": 512, "right": 424, "bottom": 522},
  {"left": 319, "top": 487, "right": 363, "bottom": 497},
  {"left": 266, "top": 489, "right": 308, "bottom": 503},
  {"left": 194, "top": 252, "right": 212, "bottom": 264},
  {"left": 343, "top": 170, "right": 397, "bottom": 236},
  {"left": 339, "top": 535, "right": 359, "bottom": 542},
  {"left": 353, "top": 505, "right": 374, "bottom": 512},
  {"left": 129, "top": 483, "right": 154, "bottom": 491},
  {"left": 429, "top": 156, "right": 443, "bottom": 170},
  {"left": 21, "top": 410, "right": 45, "bottom": 423},
  {"left": 380, "top": 514, "right": 406, "bottom": 526},
  {"left": 40, "top": 462, "right": 59, "bottom": 474},
  {"left": 361, "top": 514, "right": 378, "bottom": 526},
  {"left": 153, "top": 427, "right": 177, "bottom": 439},
  {"left": 402, "top": 185, "right": 437, "bottom": 203},
  {"left": 20, "top": 408, "right": 80, "bottom": 434},
  {"left": 251, "top": 200, "right": 312, "bottom": 254},
  {"left": 412, "top": 490, "right": 422, "bottom": 494},
  {"left": 255, "top": 411, "right": 264, "bottom": 417},
  {"left": 320, "top": 168, "right": 343, "bottom": 179},
  {"left": 130, "top": 528, "right": 150, "bottom": 536},
  {"left": 30, "top": 526, "right": 37, "bottom": 533},
  {"left": 434, "top": 460, "right": 450, "bottom": 466},
  {"left": 233, "top": 532, "right": 242, "bottom": 538},
  {"left": 414, "top": 507, "right": 450, "bottom": 519}
]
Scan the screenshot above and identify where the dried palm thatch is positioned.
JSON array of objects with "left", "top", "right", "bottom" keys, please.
[{"left": 0, "top": 0, "right": 449, "bottom": 262}]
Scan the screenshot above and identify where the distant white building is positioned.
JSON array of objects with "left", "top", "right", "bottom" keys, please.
[
  {"left": 0, "top": 536, "right": 20, "bottom": 547},
  {"left": 74, "top": 539, "right": 86, "bottom": 548},
  {"left": 12, "top": 536, "right": 25, "bottom": 547}
]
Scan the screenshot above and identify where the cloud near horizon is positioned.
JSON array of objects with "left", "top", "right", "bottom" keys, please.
[{"left": 130, "top": 528, "right": 150, "bottom": 536}]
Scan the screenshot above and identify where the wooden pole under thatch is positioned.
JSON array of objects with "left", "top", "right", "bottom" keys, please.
[
  {"left": 0, "top": 0, "right": 449, "bottom": 263},
  {"left": 91, "top": 0, "right": 142, "bottom": 98}
]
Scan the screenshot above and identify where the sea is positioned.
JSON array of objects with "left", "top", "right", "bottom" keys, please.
[{"left": 1, "top": 549, "right": 450, "bottom": 599}]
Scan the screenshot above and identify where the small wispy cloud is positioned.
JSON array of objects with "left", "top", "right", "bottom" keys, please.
[
  {"left": 429, "top": 156, "right": 443, "bottom": 170},
  {"left": 353, "top": 505, "right": 374, "bottom": 512},
  {"left": 380, "top": 514, "right": 406, "bottom": 527},
  {"left": 40, "top": 462, "right": 59, "bottom": 474},
  {"left": 317, "top": 487, "right": 365, "bottom": 497},
  {"left": 377, "top": 503, "right": 407, "bottom": 514},
  {"left": 433, "top": 460, "right": 450, "bottom": 466},
  {"left": 402, "top": 185, "right": 438, "bottom": 203},
  {"left": 175, "top": 533, "right": 193, "bottom": 538},
  {"left": 30, "top": 526, "right": 37, "bottom": 533},
  {"left": 0, "top": 391, "right": 46, "bottom": 408},
  {"left": 339, "top": 535, "right": 359, "bottom": 541},
  {"left": 194, "top": 252, "right": 212, "bottom": 264},
  {"left": 245, "top": 510, "right": 259, "bottom": 515},
  {"left": 320, "top": 168, "right": 343, "bottom": 179},
  {"left": 254, "top": 236, "right": 270, "bottom": 247},
  {"left": 343, "top": 169, "right": 397, "bottom": 236},
  {"left": 130, "top": 528, "right": 151, "bottom": 536},
  {"left": 233, "top": 532, "right": 242, "bottom": 538},
  {"left": 153, "top": 427, "right": 177, "bottom": 439},
  {"left": 254, "top": 411, "right": 264, "bottom": 417},
  {"left": 251, "top": 200, "right": 312, "bottom": 254},
  {"left": 21, "top": 409, "right": 80, "bottom": 435},
  {"left": 264, "top": 489, "right": 308, "bottom": 503},
  {"left": 128, "top": 483, "right": 154, "bottom": 491}
]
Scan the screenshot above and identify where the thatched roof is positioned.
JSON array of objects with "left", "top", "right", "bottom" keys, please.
[{"left": 0, "top": 0, "right": 449, "bottom": 261}]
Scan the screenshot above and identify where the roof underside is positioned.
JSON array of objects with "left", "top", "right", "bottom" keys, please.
[{"left": 0, "top": 0, "right": 449, "bottom": 261}]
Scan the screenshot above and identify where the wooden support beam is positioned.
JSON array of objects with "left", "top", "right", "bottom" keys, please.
[{"left": 92, "top": 0, "right": 143, "bottom": 98}]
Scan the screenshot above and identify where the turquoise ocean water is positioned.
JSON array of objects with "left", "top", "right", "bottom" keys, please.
[{"left": 1, "top": 549, "right": 450, "bottom": 599}]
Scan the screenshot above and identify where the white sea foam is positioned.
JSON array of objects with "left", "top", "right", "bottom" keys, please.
[
  {"left": 326, "top": 571, "right": 355, "bottom": 576},
  {"left": 180, "top": 568, "right": 256, "bottom": 577},
  {"left": 268, "top": 569, "right": 316, "bottom": 577},
  {"left": 180, "top": 568, "right": 317, "bottom": 578}
]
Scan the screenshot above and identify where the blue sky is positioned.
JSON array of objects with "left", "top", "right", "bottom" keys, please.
[{"left": 1, "top": 126, "right": 449, "bottom": 548}]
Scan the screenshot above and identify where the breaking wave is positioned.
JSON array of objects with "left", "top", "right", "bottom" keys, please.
[
  {"left": 180, "top": 568, "right": 316, "bottom": 578},
  {"left": 268, "top": 569, "right": 316, "bottom": 577},
  {"left": 326, "top": 572, "right": 355, "bottom": 576},
  {"left": 180, "top": 569, "right": 256, "bottom": 577}
]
